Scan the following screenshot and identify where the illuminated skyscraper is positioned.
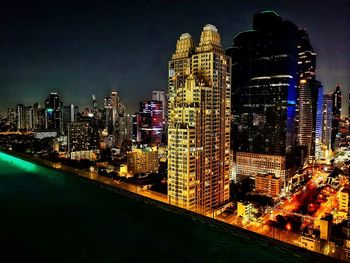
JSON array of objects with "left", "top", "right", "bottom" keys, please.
[
  {"left": 104, "top": 96, "right": 114, "bottom": 135},
  {"left": 92, "top": 94, "right": 98, "bottom": 111},
  {"left": 25, "top": 106, "right": 34, "bottom": 130},
  {"left": 322, "top": 94, "right": 333, "bottom": 158},
  {"left": 104, "top": 91, "right": 128, "bottom": 147},
  {"left": 138, "top": 100, "right": 163, "bottom": 146},
  {"left": 312, "top": 82, "right": 324, "bottom": 161},
  {"left": 6, "top": 107, "right": 16, "bottom": 129},
  {"left": 331, "top": 85, "right": 342, "bottom": 150},
  {"left": 16, "top": 104, "right": 26, "bottom": 130},
  {"left": 152, "top": 90, "right": 167, "bottom": 121},
  {"left": 15, "top": 104, "right": 37, "bottom": 131},
  {"left": 63, "top": 105, "right": 79, "bottom": 127},
  {"left": 45, "top": 92, "right": 63, "bottom": 133},
  {"left": 296, "top": 29, "right": 323, "bottom": 163},
  {"left": 168, "top": 25, "right": 231, "bottom": 212},
  {"left": 226, "top": 11, "right": 298, "bottom": 189},
  {"left": 33, "top": 103, "right": 39, "bottom": 130}
]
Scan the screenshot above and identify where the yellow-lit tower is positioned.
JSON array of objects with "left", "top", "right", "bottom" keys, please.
[{"left": 168, "top": 25, "right": 231, "bottom": 213}]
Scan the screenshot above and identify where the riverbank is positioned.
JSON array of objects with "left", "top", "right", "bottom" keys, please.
[{"left": 1, "top": 149, "right": 344, "bottom": 262}]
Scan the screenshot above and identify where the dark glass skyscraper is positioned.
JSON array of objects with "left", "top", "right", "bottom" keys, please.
[
  {"left": 63, "top": 105, "right": 79, "bottom": 127},
  {"left": 226, "top": 11, "right": 298, "bottom": 187},
  {"left": 45, "top": 92, "right": 63, "bottom": 134},
  {"left": 331, "top": 85, "right": 342, "bottom": 149}
]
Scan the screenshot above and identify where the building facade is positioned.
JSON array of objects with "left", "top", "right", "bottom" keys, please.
[
  {"left": 296, "top": 29, "right": 323, "bottom": 163},
  {"left": 16, "top": 104, "right": 26, "bottom": 130},
  {"left": 103, "top": 91, "right": 128, "bottom": 147},
  {"left": 138, "top": 100, "right": 163, "bottom": 146},
  {"left": 67, "top": 122, "right": 97, "bottom": 158},
  {"left": 127, "top": 147, "right": 159, "bottom": 175},
  {"left": 45, "top": 92, "right": 63, "bottom": 134},
  {"left": 331, "top": 85, "right": 342, "bottom": 150},
  {"left": 255, "top": 173, "right": 282, "bottom": 197},
  {"left": 63, "top": 105, "right": 79, "bottom": 127},
  {"left": 226, "top": 11, "right": 299, "bottom": 188},
  {"left": 168, "top": 25, "right": 231, "bottom": 212},
  {"left": 152, "top": 90, "right": 167, "bottom": 121},
  {"left": 322, "top": 94, "right": 333, "bottom": 158}
]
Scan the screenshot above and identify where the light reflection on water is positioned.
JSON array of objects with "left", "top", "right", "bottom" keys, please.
[{"left": 0, "top": 151, "right": 38, "bottom": 172}]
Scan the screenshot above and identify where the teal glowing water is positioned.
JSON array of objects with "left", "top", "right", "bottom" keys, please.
[
  {"left": 0, "top": 151, "right": 38, "bottom": 172},
  {"left": 0, "top": 152, "right": 331, "bottom": 262}
]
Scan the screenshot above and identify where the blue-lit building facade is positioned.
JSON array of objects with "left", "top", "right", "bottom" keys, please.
[
  {"left": 226, "top": 11, "right": 299, "bottom": 189},
  {"left": 322, "top": 94, "right": 333, "bottom": 159},
  {"left": 297, "top": 29, "right": 324, "bottom": 163}
]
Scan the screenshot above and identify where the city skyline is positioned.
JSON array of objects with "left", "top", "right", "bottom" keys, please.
[
  {"left": 0, "top": 0, "right": 349, "bottom": 114},
  {"left": 0, "top": 6, "right": 349, "bottom": 261}
]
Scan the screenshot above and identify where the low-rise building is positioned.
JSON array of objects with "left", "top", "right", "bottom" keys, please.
[
  {"left": 314, "top": 214, "right": 333, "bottom": 241},
  {"left": 339, "top": 188, "right": 349, "bottom": 212},
  {"left": 119, "top": 164, "right": 128, "bottom": 176},
  {"left": 70, "top": 150, "right": 97, "bottom": 160},
  {"left": 127, "top": 146, "right": 158, "bottom": 175},
  {"left": 237, "top": 201, "right": 256, "bottom": 221},
  {"left": 255, "top": 173, "right": 282, "bottom": 197},
  {"left": 34, "top": 130, "right": 57, "bottom": 139},
  {"left": 300, "top": 228, "right": 320, "bottom": 252}
]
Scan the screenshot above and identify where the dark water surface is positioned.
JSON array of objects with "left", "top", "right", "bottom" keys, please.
[{"left": 0, "top": 152, "right": 331, "bottom": 262}]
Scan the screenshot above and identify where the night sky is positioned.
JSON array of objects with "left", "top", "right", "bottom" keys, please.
[{"left": 0, "top": 0, "right": 349, "bottom": 114}]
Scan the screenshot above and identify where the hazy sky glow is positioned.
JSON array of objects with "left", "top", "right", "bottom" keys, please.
[{"left": 0, "top": 0, "right": 349, "bottom": 114}]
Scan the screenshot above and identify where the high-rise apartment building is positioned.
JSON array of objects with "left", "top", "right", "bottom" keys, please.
[
  {"left": 33, "top": 103, "right": 39, "bottom": 130},
  {"left": 168, "top": 25, "right": 231, "bottom": 212},
  {"left": 16, "top": 104, "right": 26, "bottom": 130},
  {"left": 15, "top": 104, "right": 38, "bottom": 131},
  {"left": 67, "top": 122, "right": 97, "bottom": 155},
  {"left": 25, "top": 106, "right": 34, "bottom": 130},
  {"left": 6, "top": 107, "right": 16, "bottom": 129},
  {"left": 226, "top": 11, "right": 298, "bottom": 189}
]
